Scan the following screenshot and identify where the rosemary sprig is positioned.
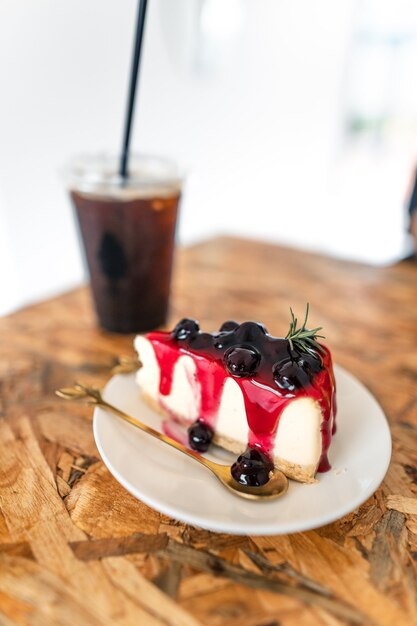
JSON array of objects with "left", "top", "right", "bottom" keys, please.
[{"left": 285, "top": 303, "right": 325, "bottom": 356}]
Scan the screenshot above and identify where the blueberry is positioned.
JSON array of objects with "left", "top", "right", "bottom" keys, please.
[
  {"left": 189, "top": 332, "right": 213, "bottom": 350},
  {"left": 231, "top": 448, "right": 274, "bottom": 486},
  {"left": 172, "top": 318, "right": 199, "bottom": 341},
  {"left": 236, "top": 321, "right": 268, "bottom": 341},
  {"left": 297, "top": 352, "right": 323, "bottom": 374},
  {"left": 213, "top": 337, "right": 225, "bottom": 350},
  {"left": 219, "top": 320, "right": 239, "bottom": 332},
  {"left": 224, "top": 345, "right": 260, "bottom": 378},
  {"left": 273, "top": 359, "right": 311, "bottom": 391},
  {"left": 188, "top": 420, "right": 213, "bottom": 452}
]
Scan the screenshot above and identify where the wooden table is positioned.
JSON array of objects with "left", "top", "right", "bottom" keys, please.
[{"left": 1, "top": 237, "right": 416, "bottom": 626}]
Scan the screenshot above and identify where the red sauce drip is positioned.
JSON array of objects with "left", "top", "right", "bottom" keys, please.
[
  {"left": 147, "top": 325, "right": 336, "bottom": 473},
  {"left": 161, "top": 420, "right": 189, "bottom": 446}
]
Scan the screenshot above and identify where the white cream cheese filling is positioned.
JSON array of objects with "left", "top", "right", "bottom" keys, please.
[{"left": 135, "top": 336, "right": 323, "bottom": 470}]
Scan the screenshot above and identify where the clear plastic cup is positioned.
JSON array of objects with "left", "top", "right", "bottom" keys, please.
[{"left": 66, "top": 153, "right": 182, "bottom": 333}]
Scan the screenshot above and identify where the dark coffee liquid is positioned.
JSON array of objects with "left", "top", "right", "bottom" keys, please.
[{"left": 71, "top": 190, "right": 180, "bottom": 333}]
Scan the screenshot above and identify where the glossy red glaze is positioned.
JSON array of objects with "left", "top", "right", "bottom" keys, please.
[{"left": 147, "top": 329, "right": 336, "bottom": 473}]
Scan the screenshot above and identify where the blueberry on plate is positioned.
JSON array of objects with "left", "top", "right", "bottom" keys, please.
[{"left": 188, "top": 420, "right": 213, "bottom": 452}]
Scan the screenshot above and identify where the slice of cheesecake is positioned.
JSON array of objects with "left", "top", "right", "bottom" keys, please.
[{"left": 134, "top": 311, "right": 336, "bottom": 484}]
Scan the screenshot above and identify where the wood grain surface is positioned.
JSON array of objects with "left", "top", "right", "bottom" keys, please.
[{"left": 0, "top": 236, "right": 416, "bottom": 626}]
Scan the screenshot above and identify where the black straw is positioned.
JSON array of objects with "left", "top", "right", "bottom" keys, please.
[{"left": 119, "top": 0, "right": 148, "bottom": 179}]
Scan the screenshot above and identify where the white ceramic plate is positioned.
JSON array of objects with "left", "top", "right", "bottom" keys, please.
[{"left": 93, "top": 366, "right": 391, "bottom": 535}]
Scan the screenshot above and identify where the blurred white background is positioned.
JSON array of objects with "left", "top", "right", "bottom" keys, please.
[{"left": 1, "top": 0, "right": 417, "bottom": 315}]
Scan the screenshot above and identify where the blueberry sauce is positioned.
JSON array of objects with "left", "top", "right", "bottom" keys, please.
[{"left": 147, "top": 319, "right": 336, "bottom": 473}]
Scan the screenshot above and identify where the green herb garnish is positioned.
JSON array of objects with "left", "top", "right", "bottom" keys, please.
[{"left": 285, "top": 303, "right": 325, "bottom": 356}]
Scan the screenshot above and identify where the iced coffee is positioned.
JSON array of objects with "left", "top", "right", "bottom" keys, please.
[{"left": 67, "top": 154, "right": 181, "bottom": 333}]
